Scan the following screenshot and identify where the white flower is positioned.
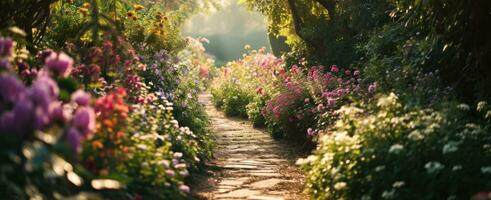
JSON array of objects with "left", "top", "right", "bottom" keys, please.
[
  {"left": 392, "top": 181, "right": 405, "bottom": 188},
  {"left": 407, "top": 130, "right": 424, "bottom": 141},
  {"left": 361, "top": 195, "right": 372, "bottom": 200},
  {"left": 389, "top": 144, "right": 404, "bottom": 154},
  {"left": 375, "top": 165, "right": 386, "bottom": 172},
  {"left": 425, "top": 161, "right": 444, "bottom": 174},
  {"left": 477, "top": 101, "right": 487, "bottom": 112},
  {"left": 381, "top": 189, "right": 395, "bottom": 199},
  {"left": 447, "top": 195, "right": 457, "bottom": 200},
  {"left": 457, "top": 103, "right": 470, "bottom": 111},
  {"left": 452, "top": 165, "right": 463, "bottom": 171},
  {"left": 334, "top": 182, "right": 347, "bottom": 190},
  {"left": 442, "top": 141, "right": 460, "bottom": 154},
  {"left": 481, "top": 166, "right": 491, "bottom": 174}
]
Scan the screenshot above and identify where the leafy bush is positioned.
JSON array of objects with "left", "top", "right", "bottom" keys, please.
[{"left": 300, "top": 93, "right": 491, "bottom": 199}]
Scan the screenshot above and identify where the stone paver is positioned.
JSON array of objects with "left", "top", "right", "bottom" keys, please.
[{"left": 194, "top": 93, "right": 306, "bottom": 200}]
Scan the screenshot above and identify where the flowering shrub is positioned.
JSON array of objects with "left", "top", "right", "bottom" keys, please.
[
  {"left": 299, "top": 93, "right": 491, "bottom": 199},
  {"left": 212, "top": 49, "right": 372, "bottom": 142},
  {"left": 261, "top": 64, "right": 371, "bottom": 141},
  {"left": 211, "top": 48, "right": 282, "bottom": 117},
  {"left": 0, "top": 37, "right": 97, "bottom": 198}
]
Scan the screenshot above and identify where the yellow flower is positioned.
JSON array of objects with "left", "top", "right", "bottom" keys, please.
[
  {"left": 133, "top": 4, "right": 144, "bottom": 11},
  {"left": 82, "top": 2, "right": 90, "bottom": 8}
]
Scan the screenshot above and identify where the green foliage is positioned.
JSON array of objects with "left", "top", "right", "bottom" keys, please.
[
  {"left": 246, "top": 95, "right": 268, "bottom": 127},
  {"left": 214, "top": 85, "right": 253, "bottom": 118}
]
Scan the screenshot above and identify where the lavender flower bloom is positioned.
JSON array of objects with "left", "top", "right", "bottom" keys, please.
[
  {"left": 13, "top": 97, "right": 34, "bottom": 127},
  {"left": 368, "top": 83, "right": 377, "bottom": 93},
  {"left": 0, "top": 58, "right": 9, "bottom": 70},
  {"left": 71, "top": 90, "right": 91, "bottom": 106},
  {"left": 66, "top": 128, "right": 82, "bottom": 153},
  {"left": 0, "top": 74, "right": 26, "bottom": 102},
  {"left": 45, "top": 52, "right": 73, "bottom": 77},
  {"left": 35, "top": 106, "right": 51, "bottom": 130},
  {"left": 72, "top": 107, "right": 95, "bottom": 136},
  {"left": 0, "top": 37, "right": 14, "bottom": 57},
  {"left": 49, "top": 101, "right": 71, "bottom": 123},
  {"left": 29, "top": 76, "right": 59, "bottom": 110},
  {"left": 0, "top": 112, "right": 15, "bottom": 134}
]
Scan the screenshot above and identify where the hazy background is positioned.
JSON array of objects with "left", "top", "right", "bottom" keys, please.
[{"left": 183, "top": 0, "right": 272, "bottom": 66}]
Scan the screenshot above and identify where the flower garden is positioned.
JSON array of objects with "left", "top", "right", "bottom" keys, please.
[{"left": 1, "top": 0, "right": 491, "bottom": 199}]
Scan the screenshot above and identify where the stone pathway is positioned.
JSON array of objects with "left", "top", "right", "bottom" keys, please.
[{"left": 192, "top": 93, "right": 307, "bottom": 200}]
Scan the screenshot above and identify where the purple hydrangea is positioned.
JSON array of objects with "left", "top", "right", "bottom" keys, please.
[
  {"left": 71, "top": 90, "right": 91, "bottom": 106},
  {"left": 66, "top": 128, "right": 82, "bottom": 153},
  {"left": 0, "top": 37, "right": 14, "bottom": 57},
  {"left": 0, "top": 73, "right": 27, "bottom": 102},
  {"left": 29, "top": 76, "right": 59, "bottom": 110},
  {"left": 44, "top": 52, "right": 73, "bottom": 77},
  {"left": 72, "top": 107, "right": 95, "bottom": 136}
]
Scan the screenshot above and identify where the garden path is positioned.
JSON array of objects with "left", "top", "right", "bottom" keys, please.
[{"left": 192, "top": 93, "right": 307, "bottom": 200}]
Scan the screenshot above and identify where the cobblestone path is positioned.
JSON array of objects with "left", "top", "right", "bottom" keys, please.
[{"left": 193, "top": 93, "right": 307, "bottom": 200}]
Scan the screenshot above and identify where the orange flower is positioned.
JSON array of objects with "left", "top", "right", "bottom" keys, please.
[
  {"left": 116, "top": 131, "right": 125, "bottom": 139},
  {"left": 92, "top": 140, "right": 104, "bottom": 149},
  {"left": 103, "top": 119, "right": 114, "bottom": 127}
]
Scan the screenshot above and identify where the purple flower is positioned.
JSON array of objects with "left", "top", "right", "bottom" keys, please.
[
  {"left": 50, "top": 102, "right": 71, "bottom": 123},
  {"left": 37, "top": 49, "right": 54, "bottom": 62},
  {"left": 307, "top": 128, "right": 317, "bottom": 137},
  {"left": 0, "top": 74, "right": 26, "bottom": 102},
  {"left": 29, "top": 76, "right": 59, "bottom": 110},
  {"left": 368, "top": 83, "right": 377, "bottom": 93},
  {"left": 179, "top": 185, "right": 190, "bottom": 193},
  {"left": 13, "top": 98, "right": 35, "bottom": 132},
  {"left": 71, "top": 90, "right": 91, "bottom": 106},
  {"left": 45, "top": 52, "right": 73, "bottom": 77},
  {"left": 72, "top": 107, "right": 95, "bottom": 136},
  {"left": 0, "top": 112, "right": 15, "bottom": 134},
  {"left": 66, "top": 128, "right": 82, "bottom": 153},
  {"left": 35, "top": 106, "right": 51, "bottom": 130},
  {"left": 0, "top": 37, "right": 14, "bottom": 57}
]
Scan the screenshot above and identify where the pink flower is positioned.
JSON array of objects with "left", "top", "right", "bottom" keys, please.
[
  {"left": 345, "top": 70, "right": 351, "bottom": 76},
  {"left": 317, "top": 104, "right": 325, "bottom": 112},
  {"left": 71, "top": 90, "right": 91, "bottom": 106},
  {"left": 330, "top": 65, "right": 339, "bottom": 73},
  {"left": 44, "top": 52, "right": 73, "bottom": 77},
  {"left": 165, "top": 170, "right": 175, "bottom": 177},
  {"left": 327, "top": 98, "right": 336, "bottom": 107},
  {"left": 199, "top": 66, "right": 209, "bottom": 78},
  {"left": 368, "top": 83, "right": 377, "bottom": 93},
  {"left": 307, "top": 128, "right": 317, "bottom": 137},
  {"left": 179, "top": 185, "right": 190, "bottom": 193}
]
